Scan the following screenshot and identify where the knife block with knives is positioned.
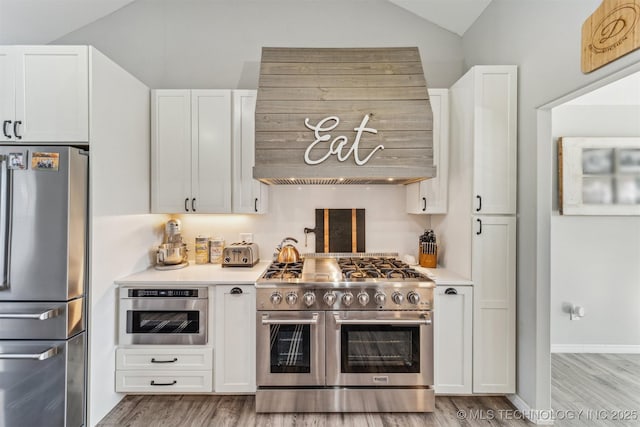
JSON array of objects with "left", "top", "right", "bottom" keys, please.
[{"left": 419, "top": 229, "right": 437, "bottom": 268}]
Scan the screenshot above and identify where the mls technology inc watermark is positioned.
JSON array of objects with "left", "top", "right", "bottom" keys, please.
[{"left": 455, "top": 408, "right": 639, "bottom": 422}]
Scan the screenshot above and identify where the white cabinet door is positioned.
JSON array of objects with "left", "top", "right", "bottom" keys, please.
[
  {"left": 472, "top": 215, "right": 516, "bottom": 393},
  {"left": 15, "top": 46, "right": 88, "bottom": 142},
  {"left": 214, "top": 285, "right": 256, "bottom": 393},
  {"left": 151, "top": 90, "right": 192, "bottom": 213},
  {"left": 0, "top": 47, "right": 16, "bottom": 142},
  {"left": 406, "top": 89, "right": 449, "bottom": 214},
  {"left": 472, "top": 66, "right": 517, "bottom": 215},
  {"left": 191, "top": 90, "right": 231, "bottom": 213},
  {"left": 434, "top": 285, "right": 472, "bottom": 394},
  {"left": 232, "top": 90, "right": 269, "bottom": 214}
]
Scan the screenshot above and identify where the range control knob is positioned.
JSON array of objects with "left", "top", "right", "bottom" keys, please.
[
  {"left": 323, "top": 292, "right": 337, "bottom": 306},
  {"left": 303, "top": 292, "right": 316, "bottom": 307},
  {"left": 357, "top": 291, "right": 369, "bottom": 306},
  {"left": 286, "top": 292, "right": 298, "bottom": 305},
  {"left": 342, "top": 291, "right": 354, "bottom": 306},
  {"left": 270, "top": 292, "right": 282, "bottom": 305},
  {"left": 407, "top": 291, "right": 420, "bottom": 305},
  {"left": 374, "top": 292, "right": 386, "bottom": 306},
  {"left": 392, "top": 291, "right": 404, "bottom": 305}
]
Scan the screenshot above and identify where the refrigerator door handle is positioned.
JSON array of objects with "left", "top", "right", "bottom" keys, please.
[
  {"left": 0, "top": 347, "right": 58, "bottom": 360},
  {"left": 0, "top": 155, "right": 12, "bottom": 290},
  {"left": 0, "top": 308, "right": 61, "bottom": 320}
]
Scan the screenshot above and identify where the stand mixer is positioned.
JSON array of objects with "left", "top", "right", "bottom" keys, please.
[{"left": 155, "top": 219, "right": 189, "bottom": 270}]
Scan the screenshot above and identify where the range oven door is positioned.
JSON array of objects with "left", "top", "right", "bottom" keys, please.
[
  {"left": 256, "top": 311, "right": 325, "bottom": 386},
  {"left": 326, "top": 311, "right": 433, "bottom": 386}
]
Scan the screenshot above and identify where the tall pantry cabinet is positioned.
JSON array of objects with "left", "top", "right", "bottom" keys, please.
[{"left": 432, "top": 65, "right": 517, "bottom": 394}]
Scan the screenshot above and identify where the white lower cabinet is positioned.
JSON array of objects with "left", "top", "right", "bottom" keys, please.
[
  {"left": 214, "top": 285, "right": 256, "bottom": 393},
  {"left": 472, "top": 215, "right": 516, "bottom": 393},
  {"left": 434, "top": 285, "right": 473, "bottom": 394},
  {"left": 115, "top": 347, "right": 213, "bottom": 393}
]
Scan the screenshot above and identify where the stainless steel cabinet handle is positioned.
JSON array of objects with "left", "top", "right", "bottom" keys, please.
[
  {"left": 422, "top": 197, "right": 427, "bottom": 212},
  {"left": 13, "top": 121, "right": 21, "bottom": 140},
  {"left": 261, "top": 313, "right": 319, "bottom": 325},
  {"left": 0, "top": 156, "right": 11, "bottom": 290},
  {"left": 476, "top": 218, "right": 482, "bottom": 235},
  {"left": 0, "top": 347, "right": 58, "bottom": 360},
  {"left": 150, "top": 380, "right": 177, "bottom": 386},
  {"left": 184, "top": 197, "right": 189, "bottom": 212},
  {"left": 333, "top": 313, "right": 431, "bottom": 326},
  {"left": 2, "top": 121, "right": 11, "bottom": 139},
  {"left": 0, "top": 308, "right": 60, "bottom": 320},
  {"left": 476, "top": 195, "right": 482, "bottom": 212},
  {"left": 151, "top": 357, "right": 178, "bottom": 364}
]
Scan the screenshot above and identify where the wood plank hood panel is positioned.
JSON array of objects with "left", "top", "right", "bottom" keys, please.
[{"left": 253, "top": 47, "right": 435, "bottom": 185}]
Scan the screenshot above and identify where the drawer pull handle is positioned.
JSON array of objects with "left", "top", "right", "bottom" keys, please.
[
  {"left": 444, "top": 288, "right": 458, "bottom": 295},
  {"left": 150, "top": 380, "right": 177, "bottom": 386},
  {"left": 230, "top": 287, "right": 243, "bottom": 295},
  {"left": 151, "top": 357, "right": 178, "bottom": 364}
]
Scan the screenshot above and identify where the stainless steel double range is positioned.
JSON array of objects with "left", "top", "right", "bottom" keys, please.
[{"left": 255, "top": 254, "right": 435, "bottom": 413}]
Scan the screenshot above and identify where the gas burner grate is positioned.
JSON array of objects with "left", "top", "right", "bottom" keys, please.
[
  {"left": 337, "top": 257, "right": 425, "bottom": 280},
  {"left": 263, "top": 261, "right": 303, "bottom": 279}
]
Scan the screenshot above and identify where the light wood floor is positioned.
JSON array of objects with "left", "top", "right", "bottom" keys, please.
[
  {"left": 552, "top": 353, "right": 640, "bottom": 426},
  {"left": 97, "top": 394, "right": 532, "bottom": 426}
]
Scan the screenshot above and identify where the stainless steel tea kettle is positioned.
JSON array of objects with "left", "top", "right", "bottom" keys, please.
[{"left": 275, "top": 237, "right": 301, "bottom": 263}]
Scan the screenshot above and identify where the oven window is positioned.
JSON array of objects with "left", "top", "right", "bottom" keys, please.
[
  {"left": 269, "top": 324, "right": 311, "bottom": 373},
  {"left": 341, "top": 325, "right": 419, "bottom": 373},
  {"left": 127, "top": 311, "right": 200, "bottom": 334}
]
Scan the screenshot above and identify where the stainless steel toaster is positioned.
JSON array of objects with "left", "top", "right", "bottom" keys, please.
[{"left": 222, "top": 242, "right": 260, "bottom": 267}]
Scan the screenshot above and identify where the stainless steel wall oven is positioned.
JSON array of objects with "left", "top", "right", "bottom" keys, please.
[{"left": 119, "top": 287, "right": 208, "bottom": 345}]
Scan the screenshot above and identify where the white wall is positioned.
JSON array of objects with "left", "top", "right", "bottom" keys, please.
[
  {"left": 54, "top": 0, "right": 464, "bottom": 89},
  {"left": 551, "top": 103, "right": 640, "bottom": 350},
  {"left": 175, "top": 185, "right": 429, "bottom": 261},
  {"left": 462, "top": 0, "right": 640, "bottom": 413},
  {"left": 88, "top": 48, "right": 167, "bottom": 426}
]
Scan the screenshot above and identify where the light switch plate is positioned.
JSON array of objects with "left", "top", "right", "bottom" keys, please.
[{"left": 240, "top": 233, "right": 253, "bottom": 243}]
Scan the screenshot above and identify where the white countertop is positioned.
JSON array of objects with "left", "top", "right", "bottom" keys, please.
[
  {"left": 115, "top": 261, "right": 473, "bottom": 286},
  {"left": 413, "top": 266, "right": 473, "bottom": 286},
  {"left": 115, "top": 261, "right": 271, "bottom": 285}
]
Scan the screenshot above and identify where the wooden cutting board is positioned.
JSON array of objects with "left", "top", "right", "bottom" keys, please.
[{"left": 314, "top": 209, "right": 365, "bottom": 253}]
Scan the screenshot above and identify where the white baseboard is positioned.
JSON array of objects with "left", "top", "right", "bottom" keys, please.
[
  {"left": 551, "top": 344, "right": 640, "bottom": 354},
  {"left": 507, "top": 394, "right": 554, "bottom": 425}
]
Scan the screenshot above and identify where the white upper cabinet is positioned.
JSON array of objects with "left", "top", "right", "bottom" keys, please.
[
  {"left": 0, "top": 46, "right": 88, "bottom": 142},
  {"left": 406, "top": 88, "right": 449, "bottom": 214},
  {"left": 232, "top": 90, "right": 269, "bottom": 214},
  {"left": 191, "top": 90, "right": 232, "bottom": 213},
  {"left": 152, "top": 89, "right": 232, "bottom": 213},
  {"left": 470, "top": 66, "right": 517, "bottom": 214}
]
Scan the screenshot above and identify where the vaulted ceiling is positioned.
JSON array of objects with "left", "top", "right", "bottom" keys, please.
[{"left": 0, "top": 0, "right": 491, "bottom": 44}]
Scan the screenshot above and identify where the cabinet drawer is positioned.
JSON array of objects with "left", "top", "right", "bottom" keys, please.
[
  {"left": 115, "top": 370, "right": 212, "bottom": 393},
  {"left": 116, "top": 347, "right": 212, "bottom": 370}
]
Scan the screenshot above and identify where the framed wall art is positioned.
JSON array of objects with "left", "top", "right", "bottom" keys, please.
[{"left": 559, "top": 137, "right": 640, "bottom": 215}]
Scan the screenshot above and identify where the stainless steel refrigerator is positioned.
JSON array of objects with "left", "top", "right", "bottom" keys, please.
[{"left": 0, "top": 146, "right": 87, "bottom": 427}]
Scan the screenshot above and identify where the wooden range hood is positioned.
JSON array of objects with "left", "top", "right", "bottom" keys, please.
[{"left": 253, "top": 47, "right": 435, "bottom": 185}]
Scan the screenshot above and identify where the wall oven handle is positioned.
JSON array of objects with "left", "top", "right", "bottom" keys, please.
[
  {"left": 333, "top": 313, "right": 431, "bottom": 326},
  {"left": 0, "top": 347, "right": 58, "bottom": 360},
  {"left": 0, "top": 308, "right": 60, "bottom": 320},
  {"left": 261, "top": 313, "right": 319, "bottom": 325}
]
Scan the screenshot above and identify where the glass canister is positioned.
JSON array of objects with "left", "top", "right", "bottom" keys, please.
[
  {"left": 195, "top": 236, "right": 209, "bottom": 264},
  {"left": 209, "top": 237, "right": 225, "bottom": 264}
]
